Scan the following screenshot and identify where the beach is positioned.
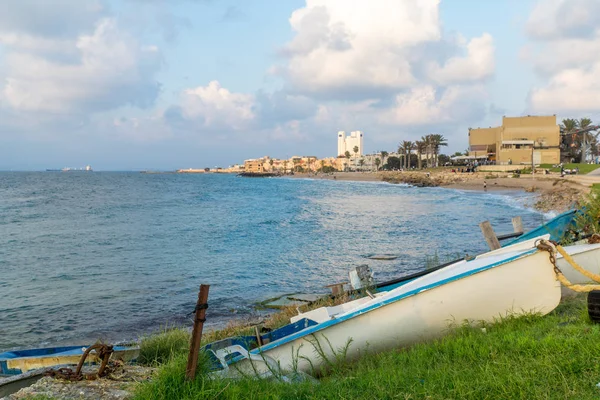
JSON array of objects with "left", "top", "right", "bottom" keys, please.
[{"left": 289, "top": 170, "right": 595, "bottom": 213}]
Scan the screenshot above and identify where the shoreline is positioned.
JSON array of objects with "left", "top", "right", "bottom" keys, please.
[{"left": 286, "top": 170, "right": 593, "bottom": 213}]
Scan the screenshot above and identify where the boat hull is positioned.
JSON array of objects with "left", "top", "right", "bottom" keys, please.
[
  {"left": 0, "top": 346, "right": 139, "bottom": 376},
  {"left": 227, "top": 250, "right": 561, "bottom": 376},
  {"left": 557, "top": 243, "right": 600, "bottom": 286}
]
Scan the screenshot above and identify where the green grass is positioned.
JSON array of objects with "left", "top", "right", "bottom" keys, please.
[
  {"left": 133, "top": 295, "right": 600, "bottom": 400},
  {"left": 138, "top": 327, "right": 191, "bottom": 366},
  {"left": 540, "top": 163, "right": 600, "bottom": 174}
]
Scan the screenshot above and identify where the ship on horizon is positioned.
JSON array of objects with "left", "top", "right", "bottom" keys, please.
[{"left": 46, "top": 165, "right": 93, "bottom": 172}]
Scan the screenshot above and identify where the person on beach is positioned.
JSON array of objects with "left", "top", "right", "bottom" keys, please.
[{"left": 483, "top": 180, "right": 487, "bottom": 190}]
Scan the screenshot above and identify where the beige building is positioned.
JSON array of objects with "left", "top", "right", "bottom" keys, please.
[
  {"left": 244, "top": 158, "right": 266, "bottom": 173},
  {"left": 469, "top": 116, "right": 560, "bottom": 165}
]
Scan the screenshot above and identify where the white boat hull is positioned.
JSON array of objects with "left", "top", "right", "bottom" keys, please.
[{"left": 226, "top": 250, "right": 560, "bottom": 376}]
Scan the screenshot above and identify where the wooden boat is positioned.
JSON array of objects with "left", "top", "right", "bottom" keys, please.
[
  {"left": 0, "top": 345, "right": 139, "bottom": 376},
  {"left": 0, "top": 369, "right": 47, "bottom": 398},
  {"left": 375, "top": 234, "right": 550, "bottom": 292},
  {"left": 503, "top": 209, "right": 577, "bottom": 246},
  {"left": 204, "top": 246, "right": 561, "bottom": 378}
]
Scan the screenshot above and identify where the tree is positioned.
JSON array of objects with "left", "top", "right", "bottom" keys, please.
[
  {"left": 438, "top": 154, "right": 450, "bottom": 166},
  {"left": 269, "top": 159, "right": 274, "bottom": 171},
  {"left": 415, "top": 140, "right": 427, "bottom": 169},
  {"left": 386, "top": 156, "right": 401, "bottom": 170},
  {"left": 282, "top": 160, "right": 288, "bottom": 174},
  {"left": 429, "top": 134, "right": 448, "bottom": 167},
  {"left": 344, "top": 151, "right": 351, "bottom": 171},
  {"left": 374, "top": 157, "right": 381, "bottom": 171},
  {"left": 421, "top": 135, "right": 431, "bottom": 168},
  {"left": 560, "top": 118, "right": 583, "bottom": 162},
  {"left": 359, "top": 158, "right": 365, "bottom": 170},
  {"left": 580, "top": 118, "right": 594, "bottom": 163},
  {"left": 292, "top": 158, "right": 299, "bottom": 173},
  {"left": 452, "top": 151, "right": 463, "bottom": 157},
  {"left": 400, "top": 141, "right": 414, "bottom": 169},
  {"left": 320, "top": 160, "right": 325, "bottom": 172},
  {"left": 463, "top": 149, "right": 469, "bottom": 156},
  {"left": 380, "top": 151, "right": 389, "bottom": 167}
]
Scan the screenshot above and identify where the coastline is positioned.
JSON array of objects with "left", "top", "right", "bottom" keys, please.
[{"left": 287, "top": 170, "right": 593, "bottom": 213}]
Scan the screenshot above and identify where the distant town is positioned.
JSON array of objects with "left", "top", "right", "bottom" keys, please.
[{"left": 176, "top": 115, "right": 599, "bottom": 175}]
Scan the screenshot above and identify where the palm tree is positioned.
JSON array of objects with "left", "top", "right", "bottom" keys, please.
[
  {"left": 561, "top": 118, "right": 580, "bottom": 162},
  {"left": 320, "top": 159, "right": 325, "bottom": 172},
  {"left": 282, "top": 160, "right": 288, "bottom": 174},
  {"left": 421, "top": 135, "right": 431, "bottom": 168},
  {"left": 429, "top": 134, "right": 448, "bottom": 167},
  {"left": 344, "top": 151, "right": 351, "bottom": 171},
  {"left": 399, "top": 141, "right": 414, "bottom": 169},
  {"left": 380, "top": 151, "right": 389, "bottom": 167},
  {"left": 374, "top": 157, "right": 381, "bottom": 171},
  {"left": 580, "top": 118, "right": 593, "bottom": 163},
  {"left": 269, "top": 159, "right": 274, "bottom": 171},
  {"left": 359, "top": 158, "right": 365, "bottom": 170},
  {"left": 415, "top": 140, "right": 426, "bottom": 170}
]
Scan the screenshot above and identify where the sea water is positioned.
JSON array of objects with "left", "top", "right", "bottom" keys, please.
[{"left": 0, "top": 172, "right": 550, "bottom": 351}]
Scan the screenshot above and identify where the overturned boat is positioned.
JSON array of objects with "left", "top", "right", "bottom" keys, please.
[{"left": 204, "top": 244, "right": 561, "bottom": 378}]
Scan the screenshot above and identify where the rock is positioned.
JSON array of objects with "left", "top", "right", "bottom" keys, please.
[{"left": 3, "top": 365, "right": 155, "bottom": 400}]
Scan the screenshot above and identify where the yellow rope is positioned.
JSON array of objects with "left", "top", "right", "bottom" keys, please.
[
  {"left": 555, "top": 244, "right": 600, "bottom": 284},
  {"left": 555, "top": 272, "right": 600, "bottom": 292}
]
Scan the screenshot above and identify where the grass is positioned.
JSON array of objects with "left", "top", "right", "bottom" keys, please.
[
  {"left": 133, "top": 295, "right": 600, "bottom": 400},
  {"left": 540, "top": 163, "right": 600, "bottom": 174}
]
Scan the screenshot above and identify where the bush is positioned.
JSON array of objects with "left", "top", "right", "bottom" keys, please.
[{"left": 138, "top": 327, "right": 191, "bottom": 366}]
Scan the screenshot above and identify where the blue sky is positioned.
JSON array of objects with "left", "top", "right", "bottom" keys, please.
[{"left": 0, "top": 0, "right": 599, "bottom": 170}]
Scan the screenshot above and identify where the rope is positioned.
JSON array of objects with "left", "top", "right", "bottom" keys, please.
[
  {"left": 536, "top": 239, "right": 600, "bottom": 293},
  {"left": 555, "top": 244, "right": 600, "bottom": 283}
]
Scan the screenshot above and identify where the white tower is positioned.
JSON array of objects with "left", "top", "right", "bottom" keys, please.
[
  {"left": 337, "top": 131, "right": 346, "bottom": 156},
  {"left": 337, "top": 131, "right": 364, "bottom": 156}
]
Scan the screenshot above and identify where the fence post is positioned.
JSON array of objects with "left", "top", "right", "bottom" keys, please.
[
  {"left": 185, "top": 284, "right": 210, "bottom": 381},
  {"left": 512, "top": 216, "right": 523, "bottom": 234}
]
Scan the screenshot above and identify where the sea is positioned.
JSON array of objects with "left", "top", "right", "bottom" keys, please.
[{"left": 0, "top": 172, "right": 554, "bottom": 352}]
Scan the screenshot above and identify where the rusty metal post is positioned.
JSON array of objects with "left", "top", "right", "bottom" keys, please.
[{"left": 186, "top": 284, "right": 210, "bottom": 381}]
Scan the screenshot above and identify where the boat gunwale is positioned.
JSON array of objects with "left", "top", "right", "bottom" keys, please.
[{"left": 253, "top": 248, "right": 542, "bottom": 354}]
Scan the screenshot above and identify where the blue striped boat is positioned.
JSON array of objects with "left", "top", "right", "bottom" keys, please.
[{"left": 0, "top": 345, "right": 139, "bottom": 376}]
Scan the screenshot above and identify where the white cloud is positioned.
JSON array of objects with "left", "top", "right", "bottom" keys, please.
[
  {"left": 526, "top": 0, "right": 600, "bottom": 114},
  {"left": 530, "top": 65, "right": 600, "bottom": 113},
  {"left": 527, "top": 0, "right": 600, "bottom": 40},
  {"left": 180, "top": 81, "right": 257, "bottom": 130},
  {"left": 2, "top": 18, "right": 161, "bottom": 113},
  {"left": 428, "top": 34, "right": 495, "bottom": 85},
  {"left": 276, "top": 0, "right": 494, "bottom": 102},
  {"left": 379, "top": 85, "right": 488, "bottom": 126}
]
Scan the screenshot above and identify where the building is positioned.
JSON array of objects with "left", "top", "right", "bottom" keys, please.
[
  {"left": 338, "top": 131, "right": 364, "bottom": 157},
  {"left": 468, "top": 116, "right": 560, "bottom": 165},
  {"left": 244, "top": 158, "right": 265, "bottom": 173}
]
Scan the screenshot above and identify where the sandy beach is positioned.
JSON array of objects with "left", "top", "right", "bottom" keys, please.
[{"left": 289, "top": 170, "right": 598, "bottom": 213}]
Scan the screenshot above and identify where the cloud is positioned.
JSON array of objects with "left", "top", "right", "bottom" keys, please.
[
  {"left": 526, "top": 0, "right": 600, "bottom": 114},
  {"left": 1, "top": 18, "right": 162, "bottom": 114},
  {"left": 179, "top": 81, "right": 257, "bottom": 131},
  {"left": 379, "top": 85, "right": 488, "bottom": 126},
  {"left": 0, "top": 1, "right": 107, "bottom": 38},
  {"left": 427, "top": 34, "right": 495, "bottom": 85},
  {"left": 274, "top": 0, "right": 494, "bottom": 102},
  {"left": 527, "top": 0, "right": 600, "bottom": 40}
]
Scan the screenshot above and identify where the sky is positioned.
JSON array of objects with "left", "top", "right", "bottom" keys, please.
[{"left": 0, "top": 0, "right": 599, "bottom": 170}]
